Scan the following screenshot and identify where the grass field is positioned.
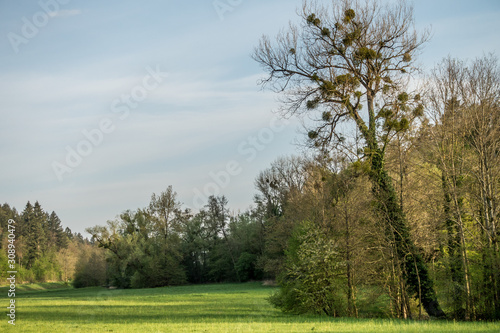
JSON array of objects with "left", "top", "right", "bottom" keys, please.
[{"left": 1, "top": 282, "right": 499, "bottom": 332}]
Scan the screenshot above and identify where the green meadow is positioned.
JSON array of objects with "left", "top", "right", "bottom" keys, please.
[{"left": 1, "top": 282, "right": 499, "bottom": 332}]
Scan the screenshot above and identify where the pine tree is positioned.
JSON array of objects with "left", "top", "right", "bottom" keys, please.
[
  {"left": 22, "top": 201, "right": 47, "bottom": 268},
  {"left": 22, "top": 202, "right": 36, "bottom": 268},
  {"left": 65, "top": 227, "right": 74, "bottom": 241},
  {"left": 48, "top": 211, "right": 68, "bottom": 250},
  {"left": 33, "top": 201, "right": 48, "bottom": 254}
]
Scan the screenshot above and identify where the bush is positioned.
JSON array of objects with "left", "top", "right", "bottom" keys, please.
[
  {"left": 31, "top": 253, "right": 62, "bottom": 282},
  {"left": 269, "top": 221, "right": 346, "bottom": 316},
  {"left": 73, "top": 247, "right": 107, "bottom": 288},
  {"left": 235, "top": 252, "right": 258, "bottom": 282}
]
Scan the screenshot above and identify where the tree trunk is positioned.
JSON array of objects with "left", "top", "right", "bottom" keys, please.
[
  {"left": 454, "top": 201, "right": 474, "bottom": 320},
  {"left": 480, "top": 154, "right": 500, "bottom": 319},
  {"left": 344, "top": 205, "right": 357, "bottom": 317},
  {"left": 442, "top": 173, "right": 466, "bottom": 319},
  {"left": 371, "top": 150, "right": 446, "bottom": 318}
]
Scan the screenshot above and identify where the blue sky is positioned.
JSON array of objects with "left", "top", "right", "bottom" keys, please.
[{"left": 1, "top": 0, "right": 499, "bottom": 235}]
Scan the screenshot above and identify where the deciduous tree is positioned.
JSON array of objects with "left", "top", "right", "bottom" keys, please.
[{"left": 253, "top": 0, "right": 444, "bottom": 317}]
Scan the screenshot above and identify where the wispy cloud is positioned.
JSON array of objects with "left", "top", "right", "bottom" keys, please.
[{"left": 48, "top": 9, "right": 82, "bottom": 18}]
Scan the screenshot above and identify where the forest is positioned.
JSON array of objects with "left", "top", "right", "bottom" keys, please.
[{"left": 1, "top": 0, "right": 499, "bottom": 322}]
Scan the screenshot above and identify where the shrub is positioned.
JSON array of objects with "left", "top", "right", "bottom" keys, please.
[{"left": 269, "top": 221, "right": 346, "bottom": 316}]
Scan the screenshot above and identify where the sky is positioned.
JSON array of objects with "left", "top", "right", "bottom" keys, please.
[{"left": 0, "top": 0, "right": 499, "bottom": 235}]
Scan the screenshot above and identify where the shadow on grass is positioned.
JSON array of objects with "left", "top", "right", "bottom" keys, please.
[
  {"left": 21, "top": 303, "right": 398, "bottom": 326},
  {"left": 17, "top": 282, "right": 274, "bottom": 300},
  {"left": 12, "top": 282, "right": 498, "bottom": 332}
]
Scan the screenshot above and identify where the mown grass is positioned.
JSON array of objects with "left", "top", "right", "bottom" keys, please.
[
  {"left": 0, "top": 281, "right": 72, "bottom": 293},
  {"left": 1, "top": 282, "right": 499, "bottom": 332}
]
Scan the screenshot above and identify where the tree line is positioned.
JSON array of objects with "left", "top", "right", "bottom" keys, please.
[
  {"left": 85, "top": 188, "right": 266, "bottom": 288},
  {"left": 0, "top": 201, "right": 93, "bottom": 283}
]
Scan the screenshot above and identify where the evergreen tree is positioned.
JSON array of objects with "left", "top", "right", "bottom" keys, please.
[
  {"left": 33, "top": 201, "right": 48, "bottom": 254},
  {"left": 0, "top": 203, "right": 19, "bottom": 249},
  {"left": 48, "top": 211, "right": 68, "bottom": 250},
  {"left": 22, "top": 201, "right": 36, "bottom": 268},
  {"left": 65, "top": 227, "right": 74, "bottom": 241}
]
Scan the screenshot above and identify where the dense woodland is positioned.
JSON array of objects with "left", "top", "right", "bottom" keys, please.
[
  {"left": 2, "top": 0, "right": 499, "bottom": 322},
  {"left": 0, "top": 202, "right": 92, "bottom": 284}
]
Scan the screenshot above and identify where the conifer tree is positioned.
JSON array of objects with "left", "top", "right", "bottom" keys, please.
[
  {"left": 22, "top": 201, "right": 36, "bottom": 268},
  {"left": 48, "top": 211, "right": 68, "bottom": 250}
]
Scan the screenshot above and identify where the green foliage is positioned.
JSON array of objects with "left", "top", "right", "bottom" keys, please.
[
  {"left": 378, "top": 108, "right": 393, "bottom": 119},
  {"left": 319, "top": 80, "right": 337, "bottom": 97},
  {"left": 308, "top": 130, "right": 319, "bottom": 139},
  {"left": 102, "top": 231, "right": 186, "bottom": 288},
  {"left": 355, "top": 47, "right": 379, "bottom": 61},
  {"left": 31, "top": 253, "right": 61, "bottom": 282},
  {"left": 270, "top": 221, "right": 346, "bottom": 316},
  {"left": 351, "top": 160, "right": 372, "bottom": 174},
  {"left": 86, "top": 191, "right": 265, "bottom": 288},
  {"left": 306, "top": 98, "right": 320, "bottom": 109},
  {"left": 412, "top": 104, "right": 424, "bottom": 117},
  {"left": 235, "top": 252, "right": 258, "bottom": 282},
  {"left": 344, "top": 9, "right": 356, "bottom": 23},
  {"left": 399, "top": 117, "right": 409, "bottom": 130},
  {"left": 0, "top": 249, "right": 9, "bottom": 280},
  {"left": 335, "top": 73, "right": 359, "bottom": 88},
  {"left": 18, "top": 266, "right": 36, "bottom": 283},
  {"left": 306, "top": 13, "right": 321, "bottom": 27},
  {"left": 73, "top": 246, "right": 107, "bottom": 288},
  {"left": 342, "top": 28, "right": 361, "bottom": 47},
  {"left": 397, "top": 92, "right": 409, "bottom": 103},
  {"left": 0, "top": 200, "right": 79, "bottom": 284},
  {"left": 322, "top": 111, "right": 332, "bottom": 121},
  {"left": 128, "top": 239, "right": 186, "bottom": 288},
  {"left": 48, "top": 211, "right": 68, "bottom": 250},
  {"left": 342, "top": 35, "right": 354, "bottom": 47}
]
